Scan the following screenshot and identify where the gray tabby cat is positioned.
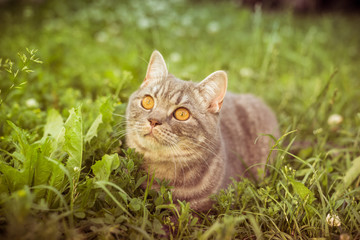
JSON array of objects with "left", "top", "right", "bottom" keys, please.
[{"left": 126, "top": 50, "right": 279, "bottom": 211}]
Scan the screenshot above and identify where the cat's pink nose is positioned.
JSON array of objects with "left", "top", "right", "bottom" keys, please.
[{"left": 148, "top": 118, "right": 162, "bottom": 128}]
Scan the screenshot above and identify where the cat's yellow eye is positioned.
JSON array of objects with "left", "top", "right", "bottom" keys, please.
[
  {"left": 174, "top": 108, "right": 190, "bottom": 121},
  {"left": 142, "top": 95, "right": 154, "bottom": 110}
]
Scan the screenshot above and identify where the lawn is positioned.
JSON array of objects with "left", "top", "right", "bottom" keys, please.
[{"left": 0, "top": 0, "right": 360, "bottom": 239}]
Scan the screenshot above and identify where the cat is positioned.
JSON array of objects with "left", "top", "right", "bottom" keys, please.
[{"left": 125, "top": 50, "right": 279, "bottom": 211}]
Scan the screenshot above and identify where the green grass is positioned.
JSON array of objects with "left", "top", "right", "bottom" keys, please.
[{"left": 0, "top": 0, "right": 360, "bottom": 239}]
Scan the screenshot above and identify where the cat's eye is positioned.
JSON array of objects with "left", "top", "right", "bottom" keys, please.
[
  {"left": 141, "top": 95, "right": 154, "bottom": 110},
  {"left": 174, "top": 108, "right": 190, "bottom": 121}
]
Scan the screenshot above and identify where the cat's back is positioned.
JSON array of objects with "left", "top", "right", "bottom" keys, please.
[{"left": 219, "top": 92, "right": 279, "bottom": 181}]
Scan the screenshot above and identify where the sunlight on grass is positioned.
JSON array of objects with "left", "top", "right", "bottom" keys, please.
[{"left": 0, "top": 0, "right": 360, "bottom": 239}]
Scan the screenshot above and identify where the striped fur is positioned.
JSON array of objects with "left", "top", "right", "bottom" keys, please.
[{"left": 125, "top": 51, "right": 279, "bottom": 211}]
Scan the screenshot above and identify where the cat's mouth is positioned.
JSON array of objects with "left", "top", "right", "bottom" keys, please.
[
  {"left": 143, "top": 131, "right": 159, "bottom": 142},
  {"left": 142, "top": 130, "right": 171, "bottom": 147},
  {"left": 140, "top": 127, "right": 176, "bottom": 146}
]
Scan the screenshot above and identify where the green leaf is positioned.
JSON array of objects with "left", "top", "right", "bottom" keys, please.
[
  {"left": 127, "top": 159, "right": 134, "bottom": 172},
  {"left": 91, "top": 154, "right": 120, "bottom": 181},
  {"left": 152, "top": 218, "right": 165, "bottom": 235},
  {"left": 85, "top": 113, "right": 103, "bottom": 143},
  {"left": 3, "top": 122, "right": 65, "bottom": 200},
  {"left": 335, "top": 156, "right": 360, "bottom": 198},
  {"left": 7, "top": 121, "right": 29, "bottom": 152},
  {"left": 135, "top": 175, "right": 147, "bottom": 190},
  {"left": 43, "top": 109, "right": 64, "bottom": 139},
  {"left": 0, "top": 176, "right": 8, "bottom": 193},
  {"left": 32, "top": 139, "right": 55, "bottom": 198},
  {"left": 154, "top": 196, "right": 163, "bottom": 206},
  {"left": 288, "top": 177, "right": 315, "bottom": 204},
  {"left": 78, "top": 178, "right": 97, "bottom": 208},
  {"left": 64, "top": 106, "right": 83, "bottom": 183},
  {"left": 0, "top": 162, "right": 26, "bottom": 193},
  {"left": 343, "top": 156, "right": 360, "bottom": 189},
  {"left": 74, "top": 211, "right": 86, "bottom": 219},
  {"left": 100, "top": 97, "right": 114, "bottom": 124},
  {"left": 129, "top": 198, "right": 142, "bottom": 212},
  {"left": 46, "top": 158, "right": 66, "bottom": 206},
  {"left": 7, "top": 121, "right": 32, "bottom": 184}
]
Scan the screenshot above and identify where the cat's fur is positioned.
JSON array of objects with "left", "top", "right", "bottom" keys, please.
[{"left": 126, "top": 51, "right": 279, "bottom": 211}]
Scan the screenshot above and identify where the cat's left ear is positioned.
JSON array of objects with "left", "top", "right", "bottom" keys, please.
[
  {"left": 197, "top": 71, "right": 228, "bottom": 113},
  {"left": 141, "top": 50, "right": 168, "bottom": 88}
]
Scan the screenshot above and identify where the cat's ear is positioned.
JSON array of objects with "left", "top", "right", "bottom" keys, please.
[
  {"left": 197, "top": 71, "right": 228, "bottom": 113},
  {"left": 141, "top": 50, "right": 168, "bottom": 88}
]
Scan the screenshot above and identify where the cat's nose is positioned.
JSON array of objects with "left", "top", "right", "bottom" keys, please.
[{"left": 148, "top": 118, "right": 162, "bottom": 128}]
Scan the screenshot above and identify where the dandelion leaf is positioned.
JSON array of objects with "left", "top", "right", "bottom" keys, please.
[
  {"left": 91, "top": 154, "right": 120, "bottom": 181},
  {"left": 32, "top": 139, "right": 53, "bottom": 185},
  {"left": 85, "top": 113, "right": 103, "bottom": 143},
  {"left": 0, "top": 161, "right": 26, "bottom": 193},
  {"left": 43, "top": 109, "right": 63, "bottom": 139},
  {"left": 46, "top": 158, "right": 66, "bottom": 204},
  {"left": 343, "top": 156, "right": 360, "bottom": 190},
  {"left": 64, "top": 106, "right": 83, "bottom": 183},
  {"left": 100, "top": 97, "right": 114, "bottom": 124},
  {"left": 289, "top": 177, "right": 316, "bottom": 204}
]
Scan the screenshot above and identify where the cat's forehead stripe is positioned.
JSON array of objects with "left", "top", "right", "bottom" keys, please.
[
  {"left": 176, "top": 95, "right": 189, "bottom": 106},
  {"left": 152, "top": 86, "right": 161, "bottom": 98},
  {"left": 175, "top": 90, "right": 185, "bottom": 105},
  {"left": 168, "top": 90, "right": 181, "bottom": 102},
  {"left": 152, "top": 85, "right": 159, "bottom": 93},
  {"left": 158, "top": 81, "right": 170, "bottom": 97}
]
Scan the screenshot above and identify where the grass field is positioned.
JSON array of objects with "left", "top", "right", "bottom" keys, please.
[{"left": 0, "top": 0, "right": 360, "bottom": 239}]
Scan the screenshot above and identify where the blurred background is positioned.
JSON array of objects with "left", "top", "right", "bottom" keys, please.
[{"left": 0, "top": 0, "right": 359, "bottom": 134}]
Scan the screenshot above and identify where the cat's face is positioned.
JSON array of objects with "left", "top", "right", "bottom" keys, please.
[{"left": 126, "top": 51, "right": 227, "bottom": 162}]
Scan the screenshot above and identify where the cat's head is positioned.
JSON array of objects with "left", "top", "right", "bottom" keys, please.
[{"left": 126, "top": 50, "right": 227, "bottom": 161}]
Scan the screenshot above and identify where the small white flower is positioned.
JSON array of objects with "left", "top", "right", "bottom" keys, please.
[
  {"left": 326, "top": 213, "right": 341, "bottom": 227},
  {"left": 170, "top": 52, "right": 181, "bottom": 63},
  {"left": 181, "top": 15, "right": 192, "bottom": 26},
  {"left": 74, "top": 167, "right": 80, "bottom": 172},
  {"left": 239, "top": 68, "right": 254, "bottom": 78},
  {"left": 25, "top": 98, "right": 39, "bottom": 108},
  {"left": 327, "top": 114, "right": 343, "bottom": 126},
  {"left": 207, "top": 21, "right": 220, "bottom": 34},
  {"left": 137, "top": 18, "right": 151, "bottom": 29},
  {"left": 95, "top": 31, "right": 108, "bottom": 43}
]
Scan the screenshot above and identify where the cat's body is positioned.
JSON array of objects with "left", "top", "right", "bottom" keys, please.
[{"left": 126, "top": 51, "right": 279, "bottom": 211}]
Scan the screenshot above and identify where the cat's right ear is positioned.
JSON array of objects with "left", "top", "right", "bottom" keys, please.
[
  {"left": 197, "top": 71, "right": 228, "bottom": 113},
  {"left": 141, "top": 50, "right": 168, "bottom": 88}
]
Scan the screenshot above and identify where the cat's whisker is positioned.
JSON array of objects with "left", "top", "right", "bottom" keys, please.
[
  {"left": 169, "top": 145, "right": 178, "bottom": 184},
  {"left": 190, "top": 141, "right": 220, "bottom": 160},
  {"left": 176, "top": 154, "right": 187, "bottom": 185},
  {"left": 104, "top": 130, "right": 137, "bottom": 152},
  {"left": 180, "top": 144, "right": 211, "bottom": 171},
  {"left": 113, "top": 127, "right": 137, "bottom": 136},
  {"left": 112, "top": 128, "right": 138, "bottom": 142},
  {"left": 113, "top": 119, "right": 133, "bottom": 128},
  {"left": 113, "top": 122, "right": 127, "bottom": 128},
  {"left": 187, "top": 135, "right": 218, "bottom": 153},
  {"left": 169, "top": 144, "right": 186, "bottom": 184},
  {"left": 172, "top": 144, "right": 196, "bottom": 181},
  {"left": 112, "top": 113, "right": 127, "bottom": 117}
]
